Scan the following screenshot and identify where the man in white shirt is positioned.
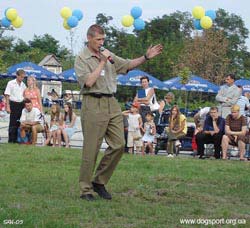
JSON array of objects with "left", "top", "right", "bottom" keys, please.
[
  {"left": 20, "top": 98, "right": 44, "bottom": 145},
  {"left": 236, "top": 85, "right": 250, "bottom": 116},
  {"left": 4, "top": 69, "right": 27, "bottom": 143},
  {"left": 194, "top": 107, "right": 210, "bottom": 128}
]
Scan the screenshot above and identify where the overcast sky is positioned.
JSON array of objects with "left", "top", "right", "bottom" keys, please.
[{"left": 0, "top": 0, "right": 249, "bottom": 54}]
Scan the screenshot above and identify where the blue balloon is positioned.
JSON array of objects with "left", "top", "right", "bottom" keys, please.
[
  {"left": 72, "top": 9, "right": 83, "bottom": 21},
  {"left": 205, "top": 10, "right": 216, "bottom": 21},
  {"left": 133, "top": 18, "right": 145, "bottom": 31},
  {"left": 193, "top": 19, "right": 203, "bottom": 30},
  {"left": 130, "top": 6, "right": 142, "bottom": 19},
  {"left": 1, "top": 17, "right": 11, "bottom": 27},
  {"left": 67, "top": 16, "right": 78, "bottom": 28}
]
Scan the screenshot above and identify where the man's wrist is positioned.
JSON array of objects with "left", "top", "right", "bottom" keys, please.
[{"left": 144, "top": 54, "right": 150, "bottom": 61}]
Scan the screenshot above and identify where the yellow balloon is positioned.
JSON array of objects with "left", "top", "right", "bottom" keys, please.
[
  {"left": 6, "top": 8, "right": 18, "bottom": 21},
  {"left": 60, "top": 7, "right": 72, "bottom": 19},
  {"left": 12, "top": 16, "right": 23, "bottom": 28},
  {"left": 63, "top": 20, "right": 71, "bottom": 30},
  {"left": 200, "top": 16, "right": 213, "bottom": 29},
  {"left": 121, "top": 15, "right": 134, "bottom": 27},
  {"left": 192, "top": 6, "right": 205, "bottom": 19}
]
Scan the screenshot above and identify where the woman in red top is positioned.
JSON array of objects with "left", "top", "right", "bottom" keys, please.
[{"left": 23, "top": 76, "right": 43, "bottom": 112}]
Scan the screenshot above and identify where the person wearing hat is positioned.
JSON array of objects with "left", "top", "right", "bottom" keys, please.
[
  {"left": 63, "top": 90, "right": 73, "bottom": 104},
  {"left": 122, "top": 102, "right": 143, "bottom": 154},
  {"left": 221, "top": 104, "right": 247, "bottom": 160}
]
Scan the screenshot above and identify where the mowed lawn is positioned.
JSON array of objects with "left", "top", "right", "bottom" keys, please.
[{"left": 0, "top": 144, "right": 249, "bottom": 228}]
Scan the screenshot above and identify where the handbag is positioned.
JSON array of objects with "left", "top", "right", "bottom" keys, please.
[{"left": 150, "top": 94, "right": 160, "bottom": 111}]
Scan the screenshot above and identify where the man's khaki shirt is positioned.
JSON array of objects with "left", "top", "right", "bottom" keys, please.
[{"left": 75, "top": 47, "right": 131, "bottom": 94}]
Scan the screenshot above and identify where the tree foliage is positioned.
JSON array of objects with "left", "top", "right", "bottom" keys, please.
[
  {"left": 175, "top": 30, "right": 230, "bottom": 85},
  {"left": 0, "top": 9, "right": 250, "bottom": 104},
  {"left": 214, "top": 9, "right": 249, "bottom": 77}
]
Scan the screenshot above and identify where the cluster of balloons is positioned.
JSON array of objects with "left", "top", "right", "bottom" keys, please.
[
  {"left": 192, "top": 6, "right": 216, "bottom": 30},
  {"left": 60, "top": 7, "right": 83, "bottom": 30},
  {"left": 121, "top": 6, "right": 145, "bottom": 31},
  {"left": 1, "top": 8, "right": 23, "bottom": 28}
]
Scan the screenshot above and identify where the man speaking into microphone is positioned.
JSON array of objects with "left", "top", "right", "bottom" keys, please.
[{"left": 75, "top": 24, "right": 163, "bottom": 201}]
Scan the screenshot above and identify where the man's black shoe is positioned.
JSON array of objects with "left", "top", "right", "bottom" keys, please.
[
  {"left": 199, "top": 155, "right": 206, "bottom": 159},
  {"left": 80, "top": 194, "right": 95, "bottom": 201},
  {"left": 92, "top": 182, "right": 112, "bottom": 200}
]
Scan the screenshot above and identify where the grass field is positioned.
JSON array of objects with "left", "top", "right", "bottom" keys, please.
[{"left": 0, "top": 144, "right": 249, "bottom": 228}]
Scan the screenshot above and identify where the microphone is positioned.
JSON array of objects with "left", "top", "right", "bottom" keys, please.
[{"left": 99, "top": 46, "right": 115, "bottom": 64}]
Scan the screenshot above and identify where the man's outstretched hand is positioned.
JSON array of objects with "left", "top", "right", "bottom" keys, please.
[{"left": 145, "top": 44, "right": 163, "bottom": 59}]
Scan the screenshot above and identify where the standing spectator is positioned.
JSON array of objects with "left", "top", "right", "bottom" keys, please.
[
  {"left": 75, "top": 24, "right": 163, "bottom": 201},
  {"left": 19, "top": 98, "right": 44, "bottom": 145},
  {"left": 122, "top": 102, "right": 143, "bottom": 154},
  {"left": 141, "top": 112, "right": 156, "bottom": 155},
  {"left": 216, "top": 74, "right": 240, "bottom": 118},
  {"left": 4, "top": 69, "right": 26, "bottom": 143},
  {"left": 63, "top": 90, "right": 73, "bottom": 104},
  {"left": 195, "top": 107, "right": 225, "bottom": 159},
  {"left": 134, "top": 76, "right": 159, "bottom": 123},
  {"left": 60, "top": 102, "right": 77, "bottom": 148},
  {"left": 165, "top": 105, "right": 187, "bottom": 157},
  {"left": 23, "top": 76, "right": 43, "bottom": 112},
  {"left": 221, "top": 104, "right": 247, "bottom": 160},
  {"left": 236, "top": 85, "right": 250, "bottom": 116}
]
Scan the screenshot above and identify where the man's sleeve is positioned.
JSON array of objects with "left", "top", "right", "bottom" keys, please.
[
  {"left": 112, "top": 54, "right": 131, "bottom": 75},
  {"left": 215, "top": 87, "right": 226, "bottom": 103},
  {"left": 218, "top": 118, "right": 225, "bottom": 133},
  {"left": 34, "top": 109, "right": 42, "bottom": 123},
  {"left": 203, "top": 117, "right": 210, "bottom": 131},
  {"left": 242, "top": 116, "right": 247, "bottom": 127},
  {"left": 74, "top": 56, "right": 91, "bottom": 89},
  {"left": 20, "top": 109, "right": 25, "bottom": 123},
  {"left": 4, "top": 81, "right": 11, "bottom": 96}
]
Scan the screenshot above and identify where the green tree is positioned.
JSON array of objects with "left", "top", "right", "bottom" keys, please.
[
  {"left": 174, "top": 30, "right": 229, "bottom": 85},
  {"left": 214, "top": 8, "right": 249, "bottom": 77},
  {"left": 28, "top": 34, "right": 71, "bottom": 60}
]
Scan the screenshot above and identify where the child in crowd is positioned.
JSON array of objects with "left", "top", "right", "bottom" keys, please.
[
  {"left": 45, "top": 103, "right": 63, "bottom": 147},
  {"left": 141, "top": 112, "right": 156, "bottom": 155},
  {"left": 60, "top": 102, "right": 77, "bottom": 148},
  {"left": 122, "top": 102, "right": 143, "bottom": 154},
  {"left": 0, "top": 95, "right": 8, "bottom": 120}
]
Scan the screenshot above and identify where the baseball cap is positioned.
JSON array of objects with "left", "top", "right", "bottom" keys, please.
[{"left": 132, "top": 102, "right": 140, "bottom": 109}]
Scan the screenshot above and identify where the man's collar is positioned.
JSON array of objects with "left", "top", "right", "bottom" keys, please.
[{"left": 80, "top": 46, "right": 99, "bottom": 60}]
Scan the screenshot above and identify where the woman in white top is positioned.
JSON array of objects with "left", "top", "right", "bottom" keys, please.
[
  {"left": 134, "top": 76, "right": 159, "bottom": 123},
  {"left": 60, "top": 102, "right": 77, "bottom": 148}
]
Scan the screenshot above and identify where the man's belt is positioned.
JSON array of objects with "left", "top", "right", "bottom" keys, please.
[{"left": 86, "top": 93, "right": 114, "bottom": 98}]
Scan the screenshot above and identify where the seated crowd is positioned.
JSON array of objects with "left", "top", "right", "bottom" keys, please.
[
  {"left": 121, "top": 74, "right": 250, "bottom": 160},
  {"left": 3, "top": 70, "right": 250, "bottom": 160},
  {"left": 18, "top": 98, "right": 77, "bottom": 147}
]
